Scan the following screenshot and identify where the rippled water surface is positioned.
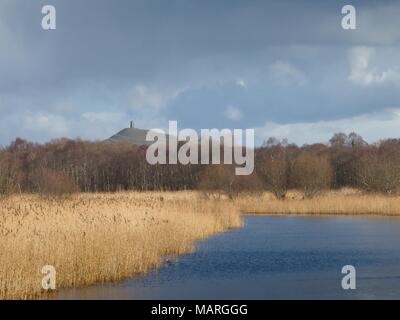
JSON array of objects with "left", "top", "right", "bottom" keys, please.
[{"left": 57, "top": 216, "right": 400, "bottom": 299}]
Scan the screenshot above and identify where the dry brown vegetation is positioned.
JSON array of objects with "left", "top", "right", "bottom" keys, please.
[
  {"left": 235, "top": 189, "right": 400, "bottom": 216},
  {"left": 2, "top": 189, "right": 400, "bottom": 300},
  {"left": 0, "top": 192, "right": 241, "bottom": 300},
  {"left": 3, "top": 133, "right": 400, "bottom": 198}
]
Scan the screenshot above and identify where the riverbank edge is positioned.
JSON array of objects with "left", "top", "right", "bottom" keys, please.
[{"left": 3, "top": 190, "right": 400, "bottom": 299}]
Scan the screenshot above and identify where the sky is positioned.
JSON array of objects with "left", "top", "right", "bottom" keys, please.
[{"left": 1, "top": 0, "right": 400, "bottom": 146}]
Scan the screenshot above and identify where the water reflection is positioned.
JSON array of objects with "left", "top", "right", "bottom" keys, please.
[{"left": 57, "top": 216, "right": 400, "bottom": 300}]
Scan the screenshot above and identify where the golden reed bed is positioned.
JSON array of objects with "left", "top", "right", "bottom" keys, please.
[
  {"left": 234, "top": 189, "right": 400, "bottom": 216},
  {"left": 2, "top": 189, "right": 400, "bottom": 299},
  {"left": 0, "top": 192, "right": 241, "bottom": 299}
]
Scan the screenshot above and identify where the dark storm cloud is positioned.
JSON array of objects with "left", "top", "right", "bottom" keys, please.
[{"left": 1, "top": 0, "right": 400, "bottom": 145}]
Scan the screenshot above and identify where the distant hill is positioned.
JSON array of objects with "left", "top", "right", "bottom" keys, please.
[
  {"left": 107, "top": 127, "right": 154, "bottom": 146},
  {"left": 107, "top": 121, "right": 173, "bottom": 146}
]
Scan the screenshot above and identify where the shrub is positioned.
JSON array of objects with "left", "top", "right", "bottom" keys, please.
[
  {"left": 0, "top": 152, "right": 21, "bottom": 196},
  {"left": 258, "top": 154, "right": 288, "bottom": 199},
  {"left": 37, "top": 169, "right": 79, "bottom": 197},
  {"left": 291, "top": 154, "right": 333, "bottom": 198},
  {"left": 355, "top": 153, "right": 400, "bottom": 194},
  {"left": 198, "top": 165, "right": 263, "bottom": 199}
]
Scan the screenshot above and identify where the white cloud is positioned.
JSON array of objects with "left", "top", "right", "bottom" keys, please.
[
  {"left": 268, "top": 61, "right": 307, "bottom": 86},
  {"left": 128, "top": 85, "right": 186, "bottom": 111},
  {"left": 224, "top": 106, "right": 243, "bottom": 121},
  {"left": 256, "top": 108, "right": 400, "bottom": 146},
  {"left": 349, "top": 47, "right": 400, "bottom": 86},
  {"left": 0, "top": 111, "right": 128, "bottom": 144},
  {"left": 22, "top": 112, "right": 69, "bottom": 137},
  {"left": 235, "top": 79, "right": 247, "bottom": 89},
  {"left": 129, "top": 86, "right": 165, "bottom": 111},
  {"left": 81, "top": 111, "right": 125, "bottom": 124}
]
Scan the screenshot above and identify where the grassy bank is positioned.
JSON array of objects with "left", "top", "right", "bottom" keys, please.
[
  {"left": 235, "top": 189, "right": 400, "bottom": 216},
  {"left": 0, "top": 192, "right": 241, "bottom": 299}
]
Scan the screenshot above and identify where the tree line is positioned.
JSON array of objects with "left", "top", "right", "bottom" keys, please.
[{"left": 1, "top": 132, "right": 400, "bottom": 198}]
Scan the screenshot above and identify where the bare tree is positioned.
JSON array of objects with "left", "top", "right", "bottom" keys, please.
[
  {"left": 0, "top": 134, "right": 399, "bottom": 197},
  {"left": 356, "top": 152, "right": 400, "bottom": 194},
  {"left": 0, "top": 151, "right": 22, "bottom": 195},
  {"left": 198, "top": 165, "right": 263, "bottom": 199},
  {"left": 291, "top": 153, "right": 333, "bottom": 198},
  {"left": 257, "top": 148, "right": 288, "bottom": 199}
]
